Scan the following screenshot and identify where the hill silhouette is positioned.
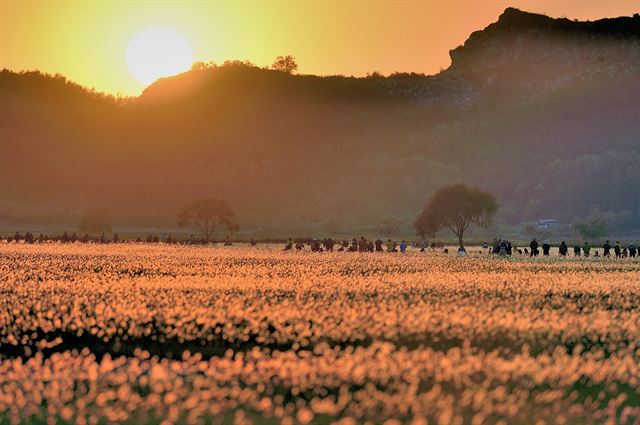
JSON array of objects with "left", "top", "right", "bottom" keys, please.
[{"left": 1, "top": 8, "right": 639, "bottom": 236}]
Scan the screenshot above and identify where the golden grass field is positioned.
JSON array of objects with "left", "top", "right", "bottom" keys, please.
[{"left": 1, "top": 243, "right": 640, "bottom": 424}]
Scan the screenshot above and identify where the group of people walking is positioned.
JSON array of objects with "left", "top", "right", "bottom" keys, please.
[
  {"left": 284, "top": 237, "right": 427, "bottom": 253},
  {"left": 4, "top": 231, "right": 640, "bottom": 259},
  {"left": 0, "top": 232, "right": 243, "bottom": 245},
  {"left": 488, "top": 238, "right": 639, "bottom": 258},
  {"left": 527, "top": 238, "right": 638, "bottom": 258},
  {"left": 1, "top": 231, "right": 118, "bottom": 244}
]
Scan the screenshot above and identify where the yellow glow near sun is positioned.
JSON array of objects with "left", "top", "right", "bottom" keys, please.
[{"left": 126, "top": 27, "right": 193, "bottom": 86}]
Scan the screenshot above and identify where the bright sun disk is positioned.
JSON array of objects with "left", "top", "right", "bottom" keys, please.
[{"left": 126, "top": 27, "right": 193, "bottom": 86}]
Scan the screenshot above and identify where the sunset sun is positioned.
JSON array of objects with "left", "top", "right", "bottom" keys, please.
[{"left": 126, "top": 27, "right": 193, "bottom": 86}]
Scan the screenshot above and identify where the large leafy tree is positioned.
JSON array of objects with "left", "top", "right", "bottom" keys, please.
[
  {"left": 574, "top": 217, "right": 608, "bottom": 240},
  {"left": 177, "top": 198, "right": 238, "bottom": 243},
  {"left": 415, "top": 184, "right": 497, "bottom": 248}
]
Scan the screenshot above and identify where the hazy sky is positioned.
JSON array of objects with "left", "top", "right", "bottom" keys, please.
[{"left": 1, "top": 0, "right": 638, "bottom": 95}]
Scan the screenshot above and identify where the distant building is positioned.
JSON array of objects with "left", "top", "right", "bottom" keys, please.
[{"left": 537, "top": 219, "right": 559, "bottom": 230}]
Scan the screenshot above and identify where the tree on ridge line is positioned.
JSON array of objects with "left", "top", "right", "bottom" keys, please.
[{"left": 271, "top": 55, "right": 298, "bottom": 74}]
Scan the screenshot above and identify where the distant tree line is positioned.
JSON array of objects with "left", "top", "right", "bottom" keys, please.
[{"left": 191, "top": 55, "right": 299, "bottom": 75}]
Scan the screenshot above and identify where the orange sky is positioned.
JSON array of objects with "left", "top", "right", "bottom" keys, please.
[{"left": 1, "top": 0, "right": 638, "bottom": 95}]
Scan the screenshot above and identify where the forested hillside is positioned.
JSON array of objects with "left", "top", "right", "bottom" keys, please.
[{"left": 1, "top": 8, "right": 639, "bottom": 236}]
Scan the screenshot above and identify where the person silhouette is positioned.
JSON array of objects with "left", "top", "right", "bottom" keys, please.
[
  {"left": 284, "top": 238, "right": 293, "bottom": 251},
  {"left": 350, "top": 239, "right": 358, "bottom": 252},
  {"left": 386, "top": 239, "right": 395, "bottom": 253},
  {"left": 375, "top": 239, "right": 383, "bottom": 252},
  {"left": 542, "top": 240, "right": 551, "bottom": 256},
  {"left": 530, "top": 238, "right": 539, "bottom": 257},
  {"left": 559, "top": 241, "right": 568, "bottom": 256},
  {"left": 357, "top": 237, "right": 368, "bottom": 252}
]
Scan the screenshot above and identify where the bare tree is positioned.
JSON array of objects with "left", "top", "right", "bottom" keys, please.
[
  {"left": 79, "top": 207, "right": 112, "bottom": 234},
  {"left": 177, "top": 198, "right": 238, "bottom": 243}
]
